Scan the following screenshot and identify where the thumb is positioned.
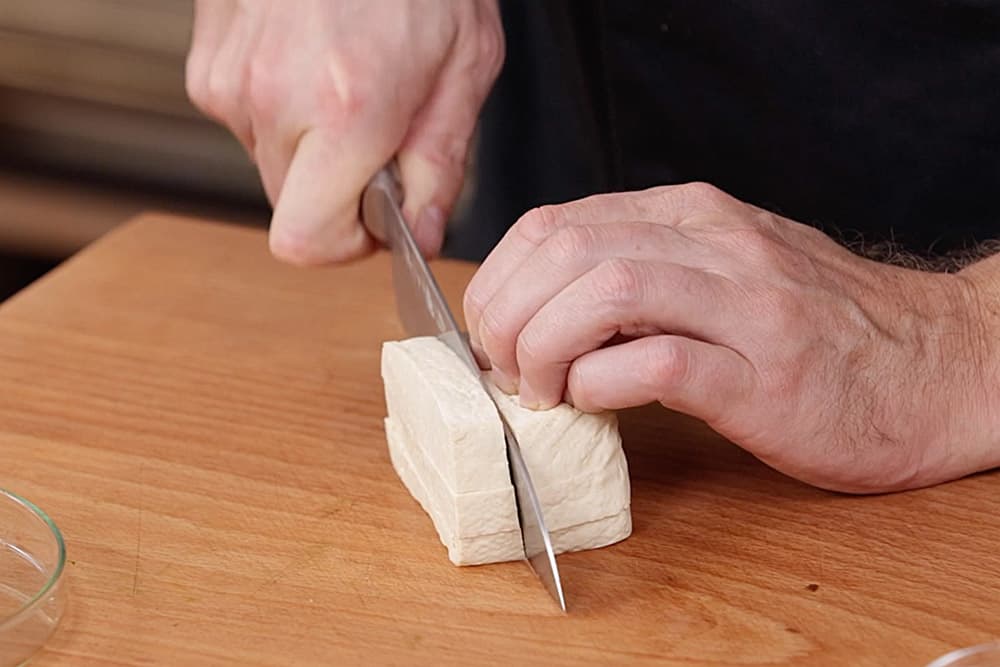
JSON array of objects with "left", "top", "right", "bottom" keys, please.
[
  {"left": 565, "top": 335, "right": 756, "bottom": 426},
  {"left": 268, "top": 126, "right": 388, "bottom": 265},
  {"left": 396, "top": 75, "right": 483, "bottom": 258}
]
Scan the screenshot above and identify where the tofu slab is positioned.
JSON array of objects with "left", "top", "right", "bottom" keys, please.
[{"left": 382, "top": 336, "right": 631, "bottom": 566}]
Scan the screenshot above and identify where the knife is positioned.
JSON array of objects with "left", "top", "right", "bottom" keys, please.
[{"left": 361, "top": 165, "right": 566, "bottom": 612}]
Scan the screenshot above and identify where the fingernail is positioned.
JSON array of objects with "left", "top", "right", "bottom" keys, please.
[
  {"left": 562, "top": 385, "right": 576, "bottom": 407},
  {"left": 519, "top": 382, "right": 540, "bottom": 410},
  {"left": 414, "top": 205, "right": 445, "bottom": 257},
  {"left": 469, "top": 338, "right": 490, "bottom": 370},
  {"left": 491, "top": 368, "right": 518, "bottom": 395}
]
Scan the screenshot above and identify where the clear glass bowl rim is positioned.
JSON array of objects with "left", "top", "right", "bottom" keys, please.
[
  {"left": 926, "top": 641, "right": 1000, "bottom": 667},
  {"left": 0, "top": 488, "right": 66, "bottom": 632}
]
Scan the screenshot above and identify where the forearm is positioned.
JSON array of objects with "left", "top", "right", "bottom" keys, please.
[
  {"left": 953, "top": 252, "right": 1000, "bottom": 475},
  {"left": 821, "top": 238, "right": 1000, "bottom": 489}
]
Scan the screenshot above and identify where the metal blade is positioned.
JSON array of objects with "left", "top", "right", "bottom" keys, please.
[
  {"left": 362, "top": 166, "right": 566, "bottom": 611},
  {"left": 503, "top": 419, "right": 566, "bottom": 610}
]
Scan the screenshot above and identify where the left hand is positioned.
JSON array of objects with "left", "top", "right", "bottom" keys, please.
[{"left": 464, "top": 183, "right": 998, "bottom": 493}]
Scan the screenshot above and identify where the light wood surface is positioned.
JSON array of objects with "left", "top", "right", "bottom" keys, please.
[{"left": 2, "top": 215, "right": 999, "bottom": 666}]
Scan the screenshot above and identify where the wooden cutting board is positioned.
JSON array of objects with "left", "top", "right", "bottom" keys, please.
[{"left": 2, "top": 215, "right": 999, "bottom": 666}]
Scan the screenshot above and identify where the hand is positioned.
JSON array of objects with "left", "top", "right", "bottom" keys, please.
[
  {"left": 186, "top": 0, "right": 504, "bottom": 264},
  {"left": 464, "top": 183, "right": 999, "bottom": 492}
]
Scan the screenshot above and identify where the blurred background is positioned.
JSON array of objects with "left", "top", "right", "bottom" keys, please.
[{"left": 0, "top": 1, "right": 270, "bottom": 301}]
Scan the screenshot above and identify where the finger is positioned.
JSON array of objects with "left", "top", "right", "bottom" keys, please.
[
  {"left": 464, "top": 183, "right": 738, "bottom": 354},
  {"left": 250, "top": 4, "right": 418, "bottom": 263},
  {"left": 185, "top": 0, "right": 236, "bottom": 90},
  {"left": 268, "top": 127, "right": 387, "bottom": 265},
  {"left": 513, "top": 259, "right": 740, "bottom": 409},
  {"left": 395, "top": 3, "right": 504, "bottom": 258},
  {"left": 203, "top": 4, "right": 258, "bottom": 153},
  {"left": 253, "top": 129, "right": 292, "bottom": 207},
  {"left": 186, "top": 0, "right": 235, "bottom": 103},
  {"left": 565, "top": 335, "right": 756, "bottom": 428},
  {"left": 477, "top": 222, "right": 706, "bottom": 391},
  {"left": 186, "top": 2, "right": 244, "bottom": 130},
  {"left": 396, "top": 68, "right": 482, "bottom": 258},
  {"left": 243, "top": 4, "right": 302, "bottom": 206}
]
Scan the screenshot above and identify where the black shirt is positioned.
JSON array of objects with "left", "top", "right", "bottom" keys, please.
[{"left": 447, "top": 1, "right": 1000, "bottom": 262}]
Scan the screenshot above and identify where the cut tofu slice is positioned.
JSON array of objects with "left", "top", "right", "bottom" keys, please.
[{"left": 382, "top": 336, "right": 632, "bottom": 566}]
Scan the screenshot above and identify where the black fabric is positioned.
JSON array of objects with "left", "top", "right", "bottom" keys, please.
[{"left": 446, "top": 0, "right": 1000, "bottom": 261}]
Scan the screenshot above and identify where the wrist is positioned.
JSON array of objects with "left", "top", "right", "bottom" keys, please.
[
  {"left": 947, "top": 263, "right": 1000, "bottom": 475},
  {"left": 883, "top": 266, "right": 1000, "bottom": 489}
]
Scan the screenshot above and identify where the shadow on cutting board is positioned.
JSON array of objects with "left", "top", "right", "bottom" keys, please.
[{"left": 552, "top": 404, "right": 826, "bottom": 617}]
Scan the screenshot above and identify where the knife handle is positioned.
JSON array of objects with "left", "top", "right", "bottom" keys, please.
[{"left": 361, "top": 162, "right": 404, "bottom": 245}]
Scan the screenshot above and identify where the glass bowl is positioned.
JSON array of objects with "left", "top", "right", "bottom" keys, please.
[
  {"left": 926, "top": 642, "right": 1000, "bottom": 667},
  {"left": 0, "top": 489, "right": 66, "bottom": 667}
]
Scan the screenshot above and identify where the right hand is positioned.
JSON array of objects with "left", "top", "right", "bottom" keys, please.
[{"left": 186, "top": 0, "right": 505, "bottom": 264}]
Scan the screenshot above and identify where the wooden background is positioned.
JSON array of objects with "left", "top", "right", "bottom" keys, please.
[
  {"left": 0, "top": 0, "right": 267, "bottom": 262},
  {"left": 2, "top": 215, "right": 998, "bottom": 666}
]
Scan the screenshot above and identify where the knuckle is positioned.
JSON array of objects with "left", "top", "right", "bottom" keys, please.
[
  {"left": 462, "top": 285, "right": 487, "bottom": 326},
  {"left": 515, "top": 205, "right": 564, "bottom": 245},
  {"left": 564, "top": 363, "right": 599, "bottom": 413},
  {"left": 417, "top": 130, "right": 471, "bottom": 173},
  {"left": 203, "top": 68, "right": 234, "bottom": 119},
  {"left": 751, "top": 209, "right": 782, "bottom": 234},
  {"left": 593, "top": 258, "right": 646, "bottom": 308},
  {"left": 679, "top": 181, "right": 726, "bottom": 206},
  {"left": 184, "top": 57, "right": 209, "bottom": 109},
  {"left": 477, "top": 306, "right": 511, "bottom": 361},
  {"left": 644, "top": 339, "right": 690, "bottom": 395},
  {"left": 477, "top": 24, "right": 506, "bottom": 77},
  {"left": 633, "top": 186, "right": 673, "bottom": 216},
  {"left": 514, "top": 326, "right": 546, "bottom": 370},
  {"left": 542, "top": 225, "right": 595, "bottom": 268}
]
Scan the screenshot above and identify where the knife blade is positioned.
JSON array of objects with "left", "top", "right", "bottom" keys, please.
[{"left": 362, "top": 165, "right": 566, "bottom": 612}]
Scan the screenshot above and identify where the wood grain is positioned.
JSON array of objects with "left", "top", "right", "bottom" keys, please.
[{"left": 1, "top": 215, "right": 998, "bottom": 666}]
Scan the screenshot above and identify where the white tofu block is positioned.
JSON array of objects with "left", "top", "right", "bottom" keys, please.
[{"left": 382, "top": 336, "right": 632, "bottom": 566}]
